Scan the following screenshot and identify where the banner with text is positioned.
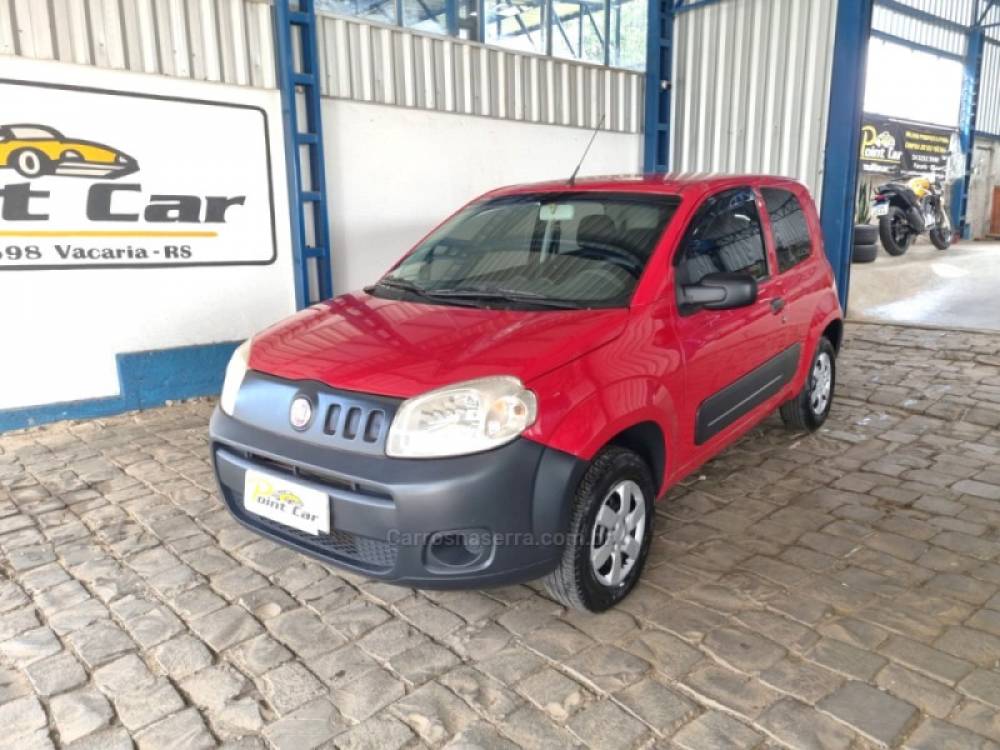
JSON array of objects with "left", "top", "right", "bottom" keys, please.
[
  {"left": 859, "top": 114, "right": 955, "bottom": 178},
  {"left": 0, "top": 78, "right": 277, "bottom": 269}
]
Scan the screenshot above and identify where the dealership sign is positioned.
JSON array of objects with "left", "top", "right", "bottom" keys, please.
[
  {"left": 859, "top": 114, "right": 955, "bottom": 178},
  {"left": 0, "top": 79, "right": 277, "bottom": 270}
]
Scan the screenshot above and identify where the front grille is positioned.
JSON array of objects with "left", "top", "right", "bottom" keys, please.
[
  {"left": 324, "top": 402, "right": 386, "bottom": 444},
  {"left": 248, "top": 513, "right": 398, "bottom": 572},
  {"left": 245, "top": 451, "right": 391, "bottom": 501}
]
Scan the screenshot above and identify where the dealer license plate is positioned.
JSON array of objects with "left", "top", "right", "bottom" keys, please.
[
  {"left": 243, "top": 469, "right": 330, "bottom": 536},
  {"left": 872, "top": 203, "right": 889, "bottom": 217}
]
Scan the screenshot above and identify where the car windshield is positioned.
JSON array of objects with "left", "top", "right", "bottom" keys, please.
[
  {"left": 370, "top": 192, "right": 680, "bottom": 309},
  {"left": 9, "top": 125, "right": 62, "bottom": 139}
]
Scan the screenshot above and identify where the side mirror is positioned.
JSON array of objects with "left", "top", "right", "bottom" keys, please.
[{"left": 680, "top": 272, "right": 757, "bottom": 311}]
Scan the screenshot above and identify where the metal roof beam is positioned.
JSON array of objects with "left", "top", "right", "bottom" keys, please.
[{"left": 876, "top": 0, "right": 968, "bottom": 34}]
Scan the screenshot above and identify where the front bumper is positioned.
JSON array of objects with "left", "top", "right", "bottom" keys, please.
[{"left": 209, "top": 381, "right": 585, "bottom": 588}]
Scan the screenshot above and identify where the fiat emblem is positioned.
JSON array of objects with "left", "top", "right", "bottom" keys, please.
[{"left": 289, "top": 397, "right": 313, "bottom": 430}]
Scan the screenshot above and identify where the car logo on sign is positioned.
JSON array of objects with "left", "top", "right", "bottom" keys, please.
[{"left": 290, "top": 397, "right": 313, "bottom": 430}]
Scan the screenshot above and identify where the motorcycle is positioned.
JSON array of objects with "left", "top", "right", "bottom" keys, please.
[{"left": 872, "top": 176, "right": 952, "bottom": 256}]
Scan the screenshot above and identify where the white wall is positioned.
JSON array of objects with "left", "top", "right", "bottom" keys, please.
[
  {"left": 0, "top": 57, "right": 296, "bottom": 410},
  {"left": 322, "top": 100, "right": 644, "bottom": 292}
]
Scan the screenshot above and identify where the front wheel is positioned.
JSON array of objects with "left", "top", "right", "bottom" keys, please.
[
  {"left": 780, "top": 337, "right": 836, "bottom": 432},
  {"left": 929, "top": 227, "right": 951, "bottom": 250},
  {"left": 543, "top": 447, "right": 654, "bottom": 612},
  {"left": 879, "top": 207, "right": 914, "bottom": 256}
]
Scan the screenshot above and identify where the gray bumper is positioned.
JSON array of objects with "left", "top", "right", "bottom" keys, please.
[{"left": 209, "top": 378, "right": 585, "bottom": 588}]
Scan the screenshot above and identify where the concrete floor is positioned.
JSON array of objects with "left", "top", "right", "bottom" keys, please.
[
  {"left": 2, "top": 323, "right": 1000, "bottom": 748},
  {"left": 848, "top": 237, "right": 1000, "bottom": 331}
]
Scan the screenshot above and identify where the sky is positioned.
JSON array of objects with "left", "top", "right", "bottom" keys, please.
[{"left": 864, "top": 37, "right": 964, "bottom": 127}]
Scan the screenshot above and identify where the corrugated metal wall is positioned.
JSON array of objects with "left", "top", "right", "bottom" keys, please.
[
  {"left": 0, "top": 0, "right": 277, "bottom": 88},
  {"left": 980, "top": 40, "right": 1000, "bottom": 136},
  {"left": 670, "top": 0, "right": 837, "bottom": 200},
  {"left": 315, "top": 14, "right": 644, "bottom": 133},
  {"left": 871, "top": 4, "right": 967, "bottom": 57}
]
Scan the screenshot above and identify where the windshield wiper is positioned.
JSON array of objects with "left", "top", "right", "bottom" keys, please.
[
  {"left": 428, "top": 287, "right": 586, "bottom": 309},
  {"left": 365, "top": 277, "right": 483, "bottom": 307}
]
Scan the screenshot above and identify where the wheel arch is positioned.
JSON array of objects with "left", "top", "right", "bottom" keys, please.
[{"left": 606, "top": 421, "right": 666, "bottom": 495}]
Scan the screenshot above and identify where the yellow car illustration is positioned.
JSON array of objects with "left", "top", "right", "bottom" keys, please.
[{"left": 0, "top": 123, "right": 138, "bottom": 179}]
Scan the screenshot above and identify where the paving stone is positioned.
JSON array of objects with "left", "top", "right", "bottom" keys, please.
[
  {"left": 332, "top": 714, "right": 414, "bottom": 750},
  {"left": 66, "top": 622, "right": 135, "bottom": 668},
  {"left": 673, "top": 711, "right": 763, "bottom": 750},
  {"left": 683, "top": 663, "right": 779, "bottom": 720},
  {"left": 517, "top": 667, "right": 587, "bottom": 721},
  {"left": 389, "top": 642, "right": 461, "bottom": 684},
  {"left": 390, "top": 681, "right": 479, "bottom": 745},
  {"left": 189, "top": 604, "right": 263, "bottom": 652},
  {"left": 808, "top": 637, "right": 887, "bottom": 681},
  {"left": 260, "top": 661, "right": 325, "bottom": 715},
  {"left": 23, "top": 651, "right": 88, "bottom": 696},
  {"left": 500, "top": 704, "right": 580, "bottom": 749},
  {"left": 880, "top": 635, "right": 975, "bottom": 684},
  {"left": 133, "top": 708, "right": 215, "bottom": 750},
  {"left": 876, "top": 663, "right": 961, "bottom": 719},
  {"left": 265, "top": 608, "right": 344, "bottom": 658},
  {"left": 332, "top": 666, "right": 407, "bottom": 722},
  {"left": 615, "top": 675, "right": 697, "bottom": 734},
  {"left": 227, "top": 633, "right": 293, "bottom": 677},
  {"left": 760, "top": 656, "right": 844, "bottom": 703},
  {"left": 64, "top": 727, "right": 133, "bottom": 750},
  {"left": 0, "top": 665, "right": 32, "bottom": 702},
  {"left": 0, "top": 695, "right": 48, "bottom": 740},
  {"left": 443, "top": 722, "right": 519, "bottom": 750},
  {"left": 439, "top": 666, "right": 522, "bottom": 722},
  {"left": 567, "top": 698, "right": 647, "bottom": 750},
  {"left": 904, "top": 717, "right": 1000, "bottom": 750},
  {"left": 112, "top": 678, "right": 185, "bottom": 731},
  {"left": 758, "top": 698, "right": 855, "bottom": 750},
  {"left": 959, "top": 669, "right": 1000, "bottom": 708},
  {"left": 565, "top": 644, "right": 650, "bottom": 692},
  {"left": 0, "top": 625, "right": 62, "bottom": 666},
  {"left": 149, "top": 634, "right": 213, "bottom": 680},
  {"left": 622, "top": 628, "right": 701, "bottom": 678},
  {"left": 818, "top": 680, "right": 917, "bottom": 746},
  {"left": 181, "top": 665, "right": 246, "bottom": 711},
  {"left": 936, "top": 626, "right": 1000, "bottom": 667},
  {"left": 50, "top": 687, "right": 113, "bottom": 744},
  {"left": 703, "top": 625, "right": 787, "bottom": 672}
]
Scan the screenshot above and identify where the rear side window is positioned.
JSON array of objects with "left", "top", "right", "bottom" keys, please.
[
  {"left": 675, "top": 187, "right": 769, "bottom": 286},
  {"left": 762, "top": 188, "right": 812, "bottom": 273}
]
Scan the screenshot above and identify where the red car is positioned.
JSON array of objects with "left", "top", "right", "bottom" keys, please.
[{"left": 211, "top": 174, "right": 843, "bottom": 611}]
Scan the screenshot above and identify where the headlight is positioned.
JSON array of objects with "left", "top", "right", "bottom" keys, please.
[
  {"left": 220, "top": 340, "right": 252, "bottom": 416},
  {"left": 386, "top": 376, "right": 537, "bottom": 458}
]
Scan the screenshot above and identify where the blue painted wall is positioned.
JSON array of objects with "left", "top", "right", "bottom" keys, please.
[{"left": 0, "top": 341, "right": 240, "bottom": 433}]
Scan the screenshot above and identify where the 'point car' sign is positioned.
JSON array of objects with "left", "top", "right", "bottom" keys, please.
[{"left": 0, "top": 79, "right": 277, "bottom": 270}]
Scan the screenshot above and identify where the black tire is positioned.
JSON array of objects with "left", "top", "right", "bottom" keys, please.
[
  {"left": 879, "top": 208, "right": 913, "bottom": 256},
  {"left": 543, "top": 446, "right": 655, "bottom": 612},
  {"left": 854, "top": 224, "right": 878, "bottom": 245},
  {"left": 11, "top": 149, "right": 52, "bottom": 178},
  {"left": 852, "top": 242, "right": 878, "bottom": 263},
  {"left": 780, "top": 337, "right": 836, "bottom": 433},
  {"left": 930, "top": 227, "right": 951, "bottom": 250}
]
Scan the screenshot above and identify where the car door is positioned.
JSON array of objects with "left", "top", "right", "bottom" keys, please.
[{"left": 671, "top": 186, "right": 792, "bottom": 466}]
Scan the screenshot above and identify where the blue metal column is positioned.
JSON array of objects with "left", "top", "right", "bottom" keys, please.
[
  {"left": 819, "top": 0, "right": 874, "bottom": 311},
  {"left": 953, "top": 25, "right": 986, "bottom": 238},
  {"left": 275, "top": 0, "right": 334, "bottom": 309},
  {"left": 643, "top": 0, "right": 672, "bottom": 172}
]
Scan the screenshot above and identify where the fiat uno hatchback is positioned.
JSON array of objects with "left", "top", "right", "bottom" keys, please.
[{"left": 211, "top": 175, "right": 843, "bottom": 611}]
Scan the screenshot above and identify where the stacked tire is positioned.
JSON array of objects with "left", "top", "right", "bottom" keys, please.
[{"left": 852, "top": 224, "right": 878, "bottom": 263}]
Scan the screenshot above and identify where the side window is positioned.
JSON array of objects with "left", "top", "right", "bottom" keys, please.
[
  {"left": 762, "top": 188, "right": 812, "bottom": 273},
  {"left": 675, "top": 187, "right": 769, "bottom": 287}
]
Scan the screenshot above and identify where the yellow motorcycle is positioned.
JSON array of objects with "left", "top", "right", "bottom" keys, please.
[{"left": 872, "top": 176, "right": 952, "bottom": 256}]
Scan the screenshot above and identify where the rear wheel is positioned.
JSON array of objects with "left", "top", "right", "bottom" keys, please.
[
  {"left": 543, "top": 446, "right": 654, "bottom": 612},
  {"left": 780, "top": 337, "right": 836, "bottom": 432},
  {"left": 879, "top": 207, "right": 913, "bottom": 256}
]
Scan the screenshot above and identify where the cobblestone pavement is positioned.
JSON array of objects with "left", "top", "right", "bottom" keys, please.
[{"left": 3, "top": 323, "right": 1000, "bottom": 749}]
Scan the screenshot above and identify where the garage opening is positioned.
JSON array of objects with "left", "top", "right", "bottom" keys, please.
[{"left": 848, "top": 34, "right": 1000, "bottom": 331}]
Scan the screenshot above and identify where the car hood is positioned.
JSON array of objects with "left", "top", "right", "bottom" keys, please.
[{"left": 248, "top": 291, "right": 628, "bottom": 398}]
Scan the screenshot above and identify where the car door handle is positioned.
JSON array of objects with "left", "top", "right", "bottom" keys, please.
[{"left": 770, "top": 298, "right": 785, "bottom": 314}]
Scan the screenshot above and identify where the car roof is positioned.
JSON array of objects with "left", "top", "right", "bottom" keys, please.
[{"left": 482, "top": 173, "right": 808, "bottom": 200}]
